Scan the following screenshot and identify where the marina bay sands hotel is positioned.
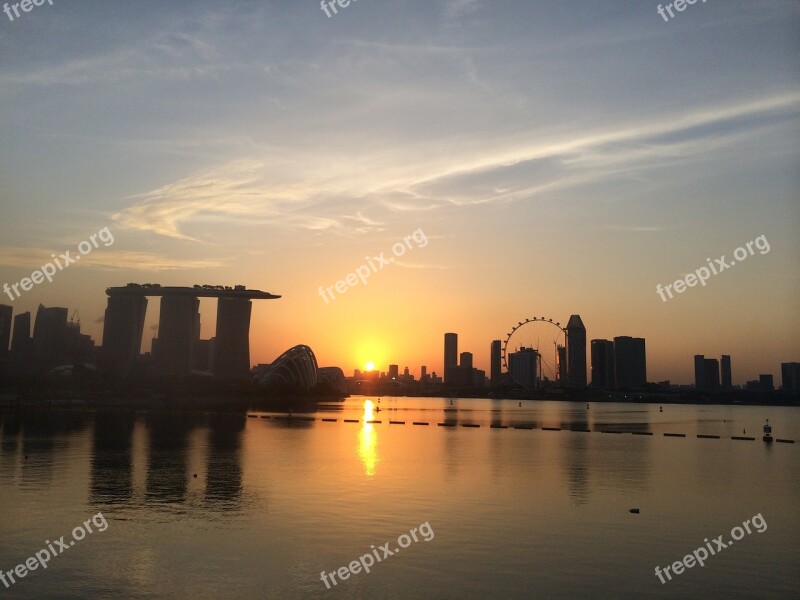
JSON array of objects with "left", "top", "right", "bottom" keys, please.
[{"left": 101, "top": 284, "right": 280, "bottom": 379}]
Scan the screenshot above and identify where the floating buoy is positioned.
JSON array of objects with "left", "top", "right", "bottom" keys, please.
[{"left": 629, "top": 508, "right": 640, "bottom": 514}]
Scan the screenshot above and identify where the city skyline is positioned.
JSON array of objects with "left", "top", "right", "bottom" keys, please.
[
  {"left": 1, "top": 295, "right": 797, "bottom": 388},
  {"left": 1, "top": 1, "right": 798, "bottom": 386}
]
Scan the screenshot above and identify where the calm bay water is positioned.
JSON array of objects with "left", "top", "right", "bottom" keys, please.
[{"left": 1, "top": 398, "right": 798, "bottom": 599}]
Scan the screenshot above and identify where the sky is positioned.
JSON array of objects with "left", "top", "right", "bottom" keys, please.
[{"left": 0, "top": 0, "right": 798, "bottom": 385}]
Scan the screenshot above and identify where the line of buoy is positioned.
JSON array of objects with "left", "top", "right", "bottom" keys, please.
[{"left": 249, "top": 415, "right": 796, "bottom": 445}]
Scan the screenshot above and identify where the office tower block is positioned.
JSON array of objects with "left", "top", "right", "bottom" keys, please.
[
  {"left": 460, "top": 352, "right": 473, "bottom": 370},
  {"left": 566, "top": 315, "right": 587, "bottom": 387},
  {"left": 557, "top": 344, "right": 567, "bottom": 385},
  {"left": 32, "top": 304, "right": 69, "bottom": 368},
  {"left": 156, "top": 295, "right": 200, "bottom": 378},
  {"left": 613, "top": 336, "right": 647, "bottom": 389},
  {"left": 759, "top": 374, "right": 774, "bottom": 392},
  {"left": 444, "top": 332, "right": 458, "bottom": 384},
  {"left": 102, "top": 295, "right": 148, "bottom": 377},
  {"left": 703, "top": 359, "right": 720, "bottom": 389},
  {"left": 212, "top": 297, "right": 252, "bottom": 378},
  {"left": 490, "top": 340, "right": 502, "bottom": 386},
  {"left": 781, "top": 363, "right": 800, "bottom": 391},
  {"left": 389, "top": 364, "right": 399, "bottom": 379},
  {"left": 721, "top": 355, "right": 732, "bottom": 389},
  {"left": 694, "top": 355, "right": 706, "bottom": 390},
  {"left": 0, "top": 304, "right": 11, "bottom": 358},
  {"left": 509, "top": 347, "right": 539, "bottom": 389},
  {"left": 590, "top": 339, "right": 615, "bottom": 388}
]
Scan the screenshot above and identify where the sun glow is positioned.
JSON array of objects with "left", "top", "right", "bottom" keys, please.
[{"left": 365, "top": 361, "right": 375, "bottom": 371}]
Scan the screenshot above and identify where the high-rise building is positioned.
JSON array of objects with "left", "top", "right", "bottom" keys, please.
[
  {"left": 460, "top": 352, "right": 473, "bottom": 370},
  {"left": 703, "top": 359, "right": 720, "bottom": 389},
  {"left": 781, "top": 363, "right": 800, "bottom": 392},
  {"left": 420, "top": 366, "right": 427, "bottom": 381},
  {"left": 721, "top": 355, "right": 732, "bottom": 389},
  {"left": 11, "top": 312, "right": 31, "bottom": 354},
  {"left": 155, "top": 295, "right": 200, "bottom": 378},
  {"left": 211, "top": 297, "right": 252, "bottom": 378},
  {"left": 490, "top": 340, "right": 502, "bottom": 386},
  {"left": 694, "top": 355, "right": 706, "bottom": 390},
  {"left": 614, "top": 336, "right": 646, "bottom": 389},
  {"left": 509, "top": 347, "right": 539, "bottom": 389},
  {"left": 101, "top": 295, "right": 148, "bottom": 377},
  {"left": 759, "top": 374, "right": 774, "bottom": 392},
  {"left": 557, "top": 345, "right": 567, "bottom": 385},
  {"left": 388, "top": 364, "right": 399, "bottom": 379},
  {"left": 32, "top": 304, "right": 69, "bottom": 368},
  {"left": 0, "top": 304, "right": 11, "bottom": 358},
  {"left": 590, "top": 339, "right": 615, "bottom": 388},
  {"left": 566, "top": 315, "right": 586, "bottom": 387},
  {"left": 444, "top": 333, "right": 458, "bottom": 384}
]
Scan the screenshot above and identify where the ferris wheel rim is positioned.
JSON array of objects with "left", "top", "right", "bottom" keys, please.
[{"left": 502, "top": 316, "right": 567, "bottom": 386}]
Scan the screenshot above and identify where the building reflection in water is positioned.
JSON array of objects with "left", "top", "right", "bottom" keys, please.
[
  {"left": 145, "top": 412, "right": 195, "bottom": 505},
  {"left": 204, "top": 413, "right": 245, "bottom": 508},
  {"left": 358, "top": 400, "right": 378, "bottom": 477},
  {"left": 91, "top": 411, "right": 135, "bottom": 504}
]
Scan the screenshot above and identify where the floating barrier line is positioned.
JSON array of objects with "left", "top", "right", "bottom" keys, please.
[{"left": 248, "top": 414, "right": 795, "bottom": 446}]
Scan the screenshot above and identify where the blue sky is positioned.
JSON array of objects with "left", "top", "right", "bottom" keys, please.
[{"left": 0, "top": 0, "right": 798, "bottom": 382}]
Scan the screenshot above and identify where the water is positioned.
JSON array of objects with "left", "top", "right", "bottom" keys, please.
[{"left": 1, "top": 398, "right": 798, "bottom": 599}]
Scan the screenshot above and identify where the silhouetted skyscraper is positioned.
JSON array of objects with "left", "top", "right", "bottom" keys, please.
[
  {"left": 101, "top": 295, "right": 148, "bottom": 377},
  {"left": 0, "top": 304, "right": 11, "bottom": 359},
  {"left": 444, "top": 332, "right": 458, "bottom": 384},
  {"left": 156, "top": 295, "right": 199, "bottom": 378},
  {"left": 557, "top": 344, "right": 567, "bottom": 385},
  {"left": 721, "top": 355, "right": 732, "bottom": 389},
  {"left": 490, "top": 340, "right": 502, "bottom": 386},
  {"left": 759, "top": 374, "right": 774, "bottom": 391},
  {"left": 694, "top": 354, "right": 719, "bottom": 391},
  {"left": 781, "top": 363, "right": 800, "bottom": 391},
  {"left": 590, "top": 339, "right": 615, "bottom": 388},
  {"left": 566, "top": 315, "right": 586, "bottom": 387},
  {"left": 11, "top": 311, "right": 31, "bottom": 354},
  {"left": 509, "top": 347, "right": 538, "bottom": 389},
  {"left": 460, "top": 352, "right": 473, "bottom": 370},
  {"left": 694, "top": 355, "right": 706, "bottom": 390},
  {"left": 614, "top": 336, "right": 646, "bottom": 389},
  {"left": 32, "top": 304, "right": 68, "bottom": 369},
  {"left": 212, "top": 297, "right": 252, "bottom": 379},
  {"left": 389, "top": 364, "right": 399, "bottom": 379}
]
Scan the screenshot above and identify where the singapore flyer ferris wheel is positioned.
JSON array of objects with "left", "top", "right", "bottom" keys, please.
[{"left": 502, "top": 316, "right": 567, "bottom": 389}]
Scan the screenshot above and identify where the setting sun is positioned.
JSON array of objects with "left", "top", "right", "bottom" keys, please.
[{"left": 365, "top": 361, "right": 375, "bottom": 372}]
